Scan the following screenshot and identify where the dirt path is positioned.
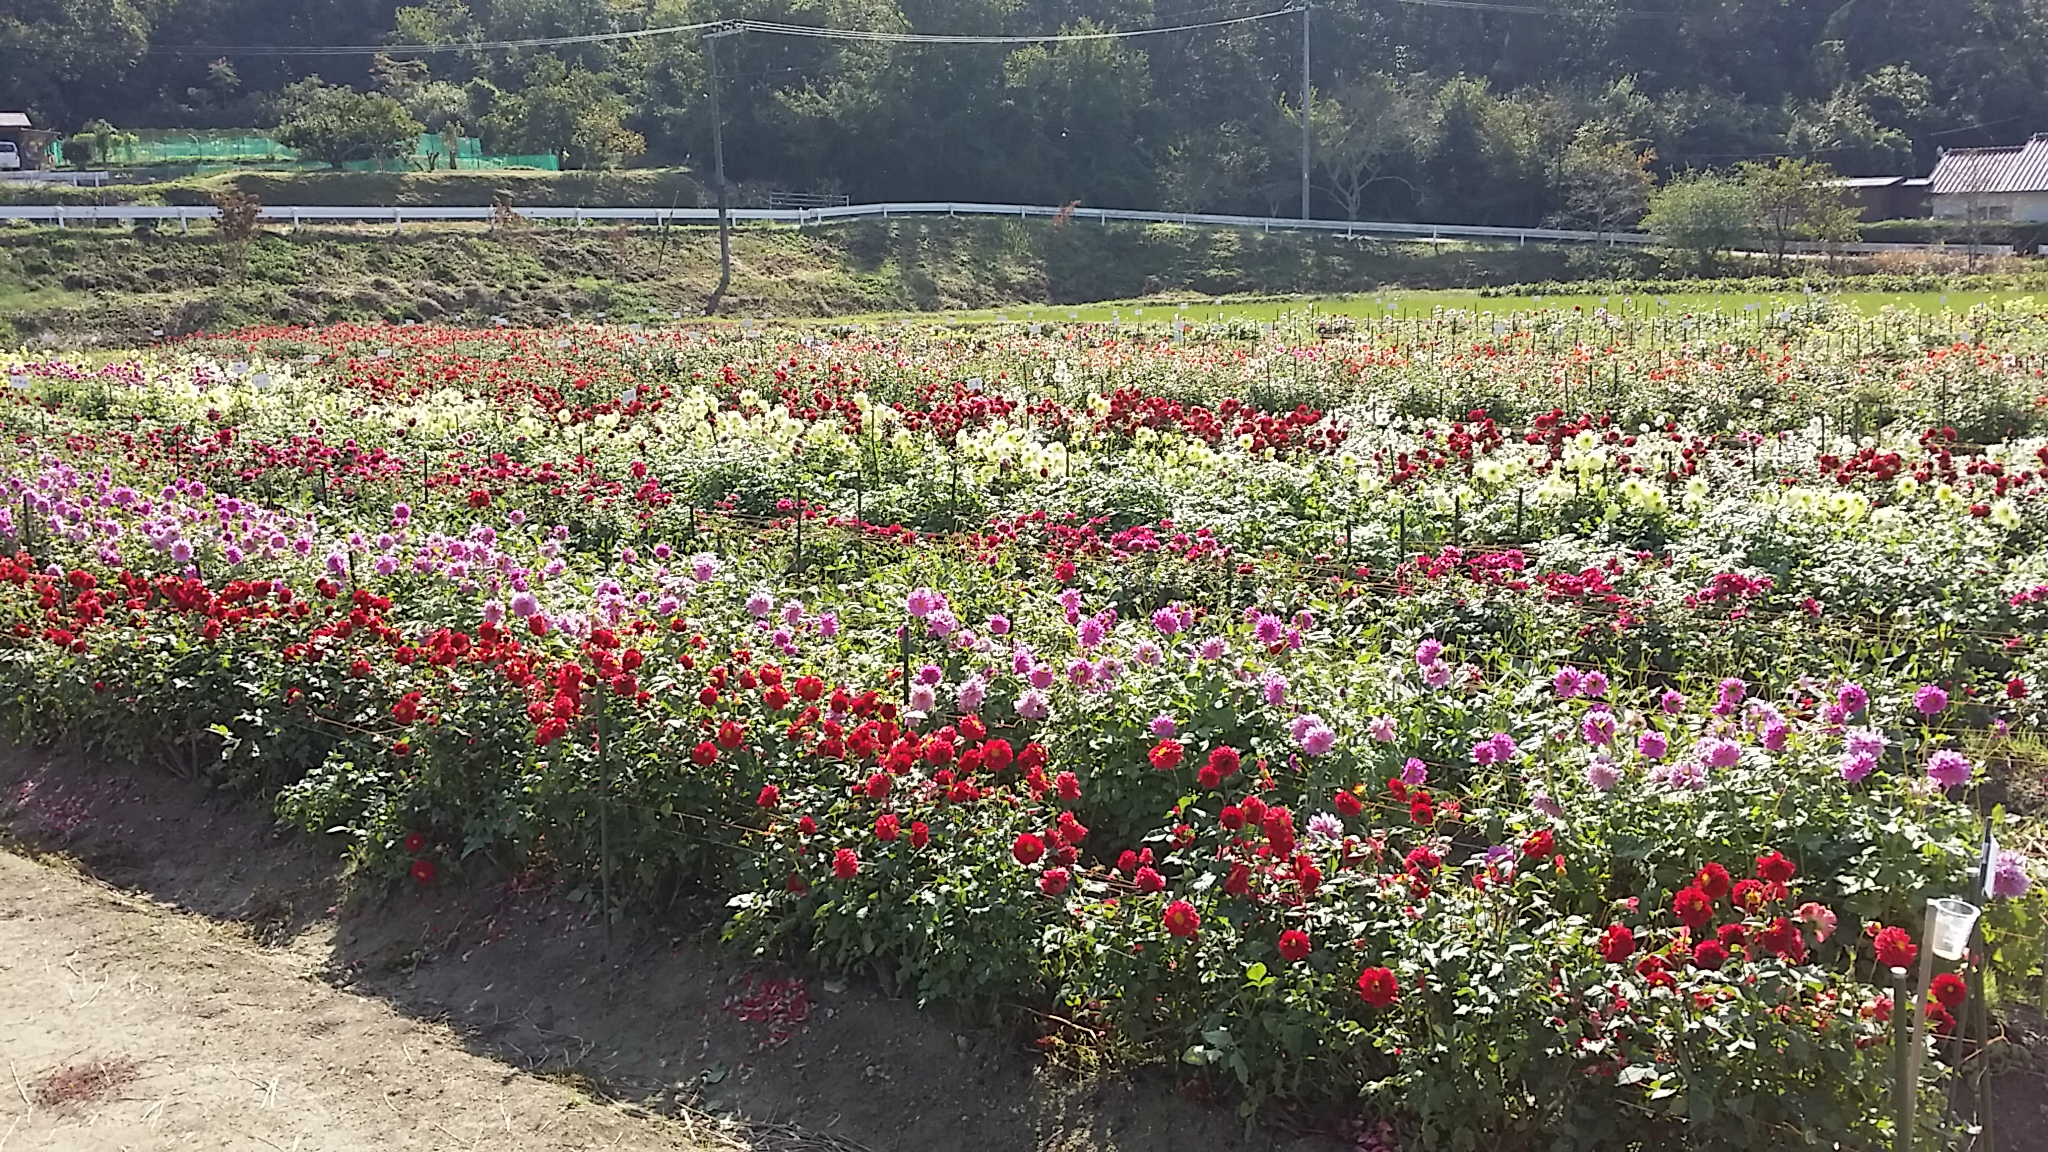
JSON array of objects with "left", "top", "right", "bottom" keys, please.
[
  {"left": 0, "top": 749, "right": 1314, "bottom": 1152},
  {"left": 0, "top": 848, "right": 721, "bottom": 1152}
]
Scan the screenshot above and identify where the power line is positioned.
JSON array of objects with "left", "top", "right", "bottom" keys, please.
[
  {"left": 731, "top": 9, "right": 1298, "bottom": 45},
  {"left": 1385, "top": 0, "right": 1685, "bottom": 20},
  {"left": 115, "top": 7, "right": 1299, "bottom": 58},
  {"left": 133, "top": 22, "right": 724, "bottom": 57}
]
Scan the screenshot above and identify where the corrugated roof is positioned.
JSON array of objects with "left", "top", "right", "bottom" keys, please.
[
  {"left": 1831, "top": 176, "right": 1910, "bottom": 188},
  {"left": 1930, "top": 134, "right": 2048, "bottom": 195},
  {"left": 0, "top": 113, "right": 31, "bottom": 129}
]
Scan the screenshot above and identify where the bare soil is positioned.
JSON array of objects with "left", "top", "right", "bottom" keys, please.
[{"left": 0, "top": 747, "right": 1330, "bottom": 1152}]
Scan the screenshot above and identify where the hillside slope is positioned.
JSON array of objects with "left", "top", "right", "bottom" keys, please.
[{"left": 0, "top": 218, "right": 1579, "bottom": 344}]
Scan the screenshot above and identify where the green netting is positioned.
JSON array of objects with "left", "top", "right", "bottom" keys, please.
[{"left": 54, "top": 131, "right": 558, "bottom": 171}]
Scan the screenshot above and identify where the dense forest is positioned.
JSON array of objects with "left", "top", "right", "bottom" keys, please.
[{"left": 4, "top": 0, "right": 2046, "bottom": 224}]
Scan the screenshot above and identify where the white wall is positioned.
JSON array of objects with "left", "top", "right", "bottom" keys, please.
[{"left": 1932, "top": 190, "right": 2048, "bottom": 222}]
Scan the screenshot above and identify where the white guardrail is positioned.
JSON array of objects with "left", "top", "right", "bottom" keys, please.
[{"left": 0, "top": 200, "right": 1968, "bottom": 253}]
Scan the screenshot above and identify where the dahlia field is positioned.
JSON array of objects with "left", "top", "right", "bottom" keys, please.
[{"left": 5, "top": 303, "right": 2048, "bottom": 1149}]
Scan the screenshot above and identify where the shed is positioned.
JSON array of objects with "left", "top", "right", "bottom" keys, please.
[
  {"left": 1827, "top": 175, "right": 1930, "bottom": 221},
  {"left": 0, "top": 112, "right": 53, "bottom": 170}
]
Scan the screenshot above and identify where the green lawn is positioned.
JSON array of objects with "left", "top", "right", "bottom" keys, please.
[{"left": 834, "top": 288, "right": 2038, "bottom": 327}]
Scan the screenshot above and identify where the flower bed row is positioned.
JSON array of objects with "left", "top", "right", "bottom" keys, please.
[{"left": 3, "top": 316, "right": 2047, "bottom": 1149}]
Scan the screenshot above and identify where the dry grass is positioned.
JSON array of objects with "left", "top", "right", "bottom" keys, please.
[{"left": 1843, "top": 249, "right": 2033, "bottom": 276}]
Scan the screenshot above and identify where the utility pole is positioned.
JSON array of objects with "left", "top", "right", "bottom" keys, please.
[
  {"left": 1300, "top": 0, "right": 1311, "bottom": 220},
  {"left": 705, "top": 24, "right": 739, "bottom": 315}
]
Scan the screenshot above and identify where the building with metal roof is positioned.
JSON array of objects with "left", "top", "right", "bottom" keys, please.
[{"left": 1928, "top": 135, "right": 2048, "bottom": 222}]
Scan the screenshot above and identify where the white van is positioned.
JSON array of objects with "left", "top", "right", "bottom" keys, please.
[{"left": 0, "top": 142, "right": 19, "bottom": 171}]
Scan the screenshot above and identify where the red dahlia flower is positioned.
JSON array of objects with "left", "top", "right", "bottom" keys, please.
[
  {"left": 1598, "top": 923, "right": 1635, "bottom": 964},
  {"left": 1754, "top": 850, "right": 1796, "bottom": 884},
  {"left": 1207, "top": 746, "right": 1241, "bottom": 778},
  {"left": 832, "top": 848, "right": 860, "bottom": 879},
  {"left": 1012, "top": 833, "right": 1045, "bottom": 865},
  {"left": 1930, "top": 972, "right": 1967, "bottom": 1009},
  {"left": 1148, "top": 740, "right": 1184, "bottom": 771},
  {"left": 1874, "top": 926, "right": 1918, "bottom": 970},
  {"left": 1162, "top": 899, "right": 1200, "bottom": 938},
  {"left": 1277, "top": 929, "right": 1312, "bottom": 962},
  {"left": 1693, "top": 862, "right": 1732, "bottom": 901},
  {"left": 1758, "top": 917, "right": 1805, "bottom": 963},
  {"left": 1730, "top": 879, "right": 1767, "bottom": 912},
  {"left": 1672, "top": 885, "right": 1714, "bottom": 931},
  {"left": 1356, "top": 966, "right": 1399, "bottom": 1008}
]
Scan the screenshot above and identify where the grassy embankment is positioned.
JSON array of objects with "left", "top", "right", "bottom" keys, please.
[{"left": 0, "top": 215, "right": 1584, "bottom": 344}]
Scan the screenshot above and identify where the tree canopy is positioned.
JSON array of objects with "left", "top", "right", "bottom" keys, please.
[{"left": 3, "top": 0, "right": 2044, "bottom": 217}]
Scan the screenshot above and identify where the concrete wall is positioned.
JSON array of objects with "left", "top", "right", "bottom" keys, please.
[{"left": 1932, "top": 190, "right": 2048, "bottom": 222}]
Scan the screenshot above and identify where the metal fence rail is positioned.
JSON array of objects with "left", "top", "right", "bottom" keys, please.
[{"left": 0, "top": 200, "right": 1972, "bottom": 253}]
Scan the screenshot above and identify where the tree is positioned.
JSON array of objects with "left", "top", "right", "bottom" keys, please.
[
  {"left": 1290, "top": 74, "right": 1424, "bottom": 221},
  {"left": 999, "top": 30, "right": 1158, "bottom": 208},
  {"left": 1738, "top": 157, "right": 1859, "bottom": 270},
  {"left": 1644, "top": 173, "right": 1754, "bottom": 275},
  {"left": 481, "top": 55, "right": 643, "bottom": 169},
  {"left": 274, "top": 78, "right": 422, "bottom": 168},
  {"left": 1556, "top": 131, "right": 1654, "bottom": 239},
  {"left": 66, "top": 118, "right": 134, "bottom": 166}
]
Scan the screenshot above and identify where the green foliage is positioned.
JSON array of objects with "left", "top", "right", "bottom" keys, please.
[
  {"left": 10, "top": 0, "right": 2048, "bottom": 220},
  {"left": 274, "top": 78, "right": 424, "bottom": 169},
  {"left": 1646, "top": 174, "right": 1756, "bottom": 275},
  {"left": 1738, "top": 158, "right": 1861, "bottom": 269},
  {"left": 479, "top": 55, "right": 644, "bottom": 171}
]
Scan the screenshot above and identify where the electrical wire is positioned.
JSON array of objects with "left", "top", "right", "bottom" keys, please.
[
  {"left": 1384, "top": 0, "right": 1684, "bottom": 19},
  {"left": 133, "top": 21, "right": 725, "bottom": 57},
  {"left": 124, "top": 7, "right": 1298, "bottom": 58},
  {"left": 730, "top": 8, "right": 1298, "bottom": 45}
]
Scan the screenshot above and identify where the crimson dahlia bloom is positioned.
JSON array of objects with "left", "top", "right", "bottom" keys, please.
[
  {"left": 1931, "top": 972, "right": 1967, "bottom": 1009},
  {"left": 1277, "top": 930, "right": 1312, "bottom": 962},
  {"left": 1162, "top": 899, "right": 1200, "bottom": 937},
  {"left": 1874, "top": 926, "right": 1917, "bottom": 969},
  {"left": 1356, "top": 966, "right": 1398, "bottom": 1008},
  {"left": 1694, "top": 862, "right": 1731, "bottom": 900},
  {"left": 1598, "top": 923, "right": 1634, "bottom": 963},
  {"left": 1754, "top": 851, "right": 1795, "bottom": 883},
  {"left": 832, "top": 848, "right": 859, "bottom": 879},
  {"left": 1012, "top": 833, "right": 1045, "bottom": 865},
  {"left": 1758, "top": 917, "right": 1805, "bottom": 963},
  {"left": 1672, "top": 885, "right": 1713, "bottom": 930}
]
